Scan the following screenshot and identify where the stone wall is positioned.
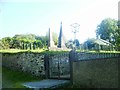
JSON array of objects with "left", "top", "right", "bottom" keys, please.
[
  {"left": 2, "top": 51, "right": 120, "bottom": 88},
  {"left": 2, "top": 52, "right": 45, "bottom": 76},
  {"left": 72, "top": 57, "right": 119, "bottom": 88},
  {"left": 76, "top": 52, "right": 120, "bottom": 60},
  {"left": 2, "top": 52, "right": 70, "bottom": 77}
]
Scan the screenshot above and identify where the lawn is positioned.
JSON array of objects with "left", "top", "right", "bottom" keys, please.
[{"left": 2, "top": 67, "right": 44, "bottom": 88}]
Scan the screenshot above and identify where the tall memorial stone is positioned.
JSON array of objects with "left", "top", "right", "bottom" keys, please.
[
  {"left": 58, "top": 22, "right": 66, "bottom": 49},
  {"left": 47, "top": 22, "right": 68, "bottom": 51},
  {"left": 48, "top": 28, "right": 56, "bottom": 49}
]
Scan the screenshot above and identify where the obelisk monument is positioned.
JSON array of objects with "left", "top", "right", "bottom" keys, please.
[
  {"left": 58, "top": 22, "right": 66, "bottom": 48},
  {"left": 48, "top": 28, "right": 56, "bottom": 49}
]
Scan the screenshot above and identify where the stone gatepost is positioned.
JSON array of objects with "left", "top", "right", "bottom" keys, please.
[
  {"left": 69, "top": 50, "right": 78, "bottom": 84},
  {"left": 44, "top": 54, "right": 49, "bottom": 79}
]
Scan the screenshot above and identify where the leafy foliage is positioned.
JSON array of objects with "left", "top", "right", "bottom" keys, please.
[
  {"left": 1, "top": 37, "right": 12, "bottom": 49},
  {"left": 66, "top": 39, "right": 80, "bottom": 49},
  {"left": 96, "top": 18, "right": 118, "bottom": 44},
  {"left": 83, "top": 39, "right": 95, "bottom": 50},
  {"left": 0, "top": 34, "right": 48, "bottom": 50},
  {"left": 45, "top": 31, "right": 58, "bottom": 45},
  {"left": 74, "top": 39, "right": 80, "bottom": 47},
  {"left": 0, "top": 33, "right": 59, "bottom": 50},
  {"left": 96, "top": 18, "right": 120, "bottom": 50},
  {"left": 66, "top": 40, "right": 74, "bottom": 49},
  {"left": 114, "top": 28, "right": 120, "bottom": 50},
  {"left": 52, "top": 32, "right": 58, "bottom": 45}
]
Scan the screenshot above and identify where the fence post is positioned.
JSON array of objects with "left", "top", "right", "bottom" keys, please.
[
  {"left": 44, "top": 54, "right": 49, "bottom": 79},
  {"left": 69, "top": 50, "right": 77, "bottom": 85},
  {"left": 118, "top": 53, "right": 120, "bottom": 88}
]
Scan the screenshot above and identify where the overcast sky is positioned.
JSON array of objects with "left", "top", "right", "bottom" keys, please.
[{"left": 0, "top": 0, "right": 119, "bottom": 43}]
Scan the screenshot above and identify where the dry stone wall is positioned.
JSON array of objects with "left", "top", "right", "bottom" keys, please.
[{"left": 2, "top": 52, "right": 45, "bottom": 76}]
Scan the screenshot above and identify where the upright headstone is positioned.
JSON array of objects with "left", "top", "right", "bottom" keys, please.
[
  {"left": 48, "top": 28, "right": 56, "bottom": 49},
  {"left": 58, "top": 22, "right": 66, "bottom": 49}
]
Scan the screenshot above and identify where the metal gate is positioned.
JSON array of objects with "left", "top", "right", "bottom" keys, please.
[{"left": 44, "top": 53, "right": 70, "bottom": 79}]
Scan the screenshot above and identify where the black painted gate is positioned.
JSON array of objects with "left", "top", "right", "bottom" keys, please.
[{"left": 44, "top": 53, "right": 70, "bottom": 79}]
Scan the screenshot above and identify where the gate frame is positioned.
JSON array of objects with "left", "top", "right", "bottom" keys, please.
[{"left": 44, "top": 52, "right": 72, "bottom": 80}]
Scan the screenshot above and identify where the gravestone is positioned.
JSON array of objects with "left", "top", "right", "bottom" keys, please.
[
  {"left": 48, "top": 28, "right": 56, "bottom": 50},
  {"left": 58, "top": 22, "right": 67, "bottom": 49},
  {"left": 47, "top": 22, "right": 68, "bottom": 51}
]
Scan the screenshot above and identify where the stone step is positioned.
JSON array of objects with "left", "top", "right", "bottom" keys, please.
[{"left": 23, "top": 79, "right": 70, "bottom": 89}]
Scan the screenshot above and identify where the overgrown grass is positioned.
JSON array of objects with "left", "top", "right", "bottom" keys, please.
[
  {"left": 0, "top": 49, "right": 70, "bottom": 55},
  {"left": 0, "top": 49, "right": 45, "bottom": 53},
  {"left": 42, "top": 50, "right": 70, "bottom": 55},
  {"left": 2, "top": 67, "right": 73, "bottom": 89},
  {"left": 2, "top": 67, "right": 44, "bottom": 88},
  {"left": 0, "top": 49, "right": 28, "bottom": 53},
  {"left": 1, "top": 49, "right": 120, "bottom": 55}
]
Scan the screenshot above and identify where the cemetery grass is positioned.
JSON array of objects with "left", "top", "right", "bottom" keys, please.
[
  {"left": 2, "top": 67, "right": 44, "bottom": 88},
  {"left": 1, "top": 49, "right": 120, "bottom": 54},
  {"left": 0, "top": 49, "right": 45, "bottom": 53},
  {"left": 2, "top": 67, "right": 75, "bottom": 89},
  {"left": 0, "top": 49, "right": 69, "bottom": 54}
]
